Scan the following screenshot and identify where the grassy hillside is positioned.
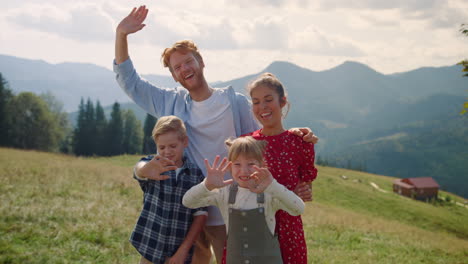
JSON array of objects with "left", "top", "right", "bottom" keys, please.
[
  {"left": 1, "top": 148, "right": 467, "bottom": 263},
  {"left": 323, "top": 116, "right": 468, "bottom": 199}
]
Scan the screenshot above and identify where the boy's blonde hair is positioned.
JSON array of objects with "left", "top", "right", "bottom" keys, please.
[
  {"left": 225, "top": 136, "right": 267, "bottom": 163},
  {"left": 152, "top": 116, "right": 187, "bottom": 142},
  {"left": 247, "top": 72, "right": 290, "bottom": 117},
  {"left": 161, "top": 40, "right": 203, "bottom": 72}
]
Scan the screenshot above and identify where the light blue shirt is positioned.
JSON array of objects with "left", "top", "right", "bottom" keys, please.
[{"left": 113, "top": 58, "right": 260, "bottom": 177}]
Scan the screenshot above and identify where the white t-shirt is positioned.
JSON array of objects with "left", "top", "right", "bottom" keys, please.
[
  {"left": 186, "top": 88, "right": 236, "bottom": 225},
  {"left": 182, "top": 179, "right": 305, "bottom": 234}
]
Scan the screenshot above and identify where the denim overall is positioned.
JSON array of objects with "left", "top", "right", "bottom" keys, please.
[{"left": 225, "top": 184, "right": 283, "bottom": 264}]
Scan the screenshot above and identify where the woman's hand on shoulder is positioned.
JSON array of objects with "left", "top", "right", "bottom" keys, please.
[{"left": 289, "top": 127, "right": 319, "bottom": 144}]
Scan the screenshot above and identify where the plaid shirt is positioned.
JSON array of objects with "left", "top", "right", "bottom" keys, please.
[{"left": 130, "top": 155, "right": 205, "bottom": 264}]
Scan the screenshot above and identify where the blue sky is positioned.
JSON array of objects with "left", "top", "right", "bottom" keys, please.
[{"left": 1, "top": 0, "right": 467, "bottom": 81}]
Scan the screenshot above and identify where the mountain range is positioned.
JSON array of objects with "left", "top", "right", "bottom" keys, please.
[
  {"left": 0, "top": 54, "right": 466, "bottom": 198},
  {"left": 0, "top": 54, "right": 177, "bottom": 112}
]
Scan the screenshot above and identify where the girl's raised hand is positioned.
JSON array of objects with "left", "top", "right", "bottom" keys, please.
[
  {"left": 248, "top": 165, "right": 273, "bottom": 193},
  {"left": 204, "top": 156, "right": 233, "bottom": 191}
]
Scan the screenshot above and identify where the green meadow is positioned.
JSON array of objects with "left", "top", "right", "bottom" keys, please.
[{"left": 1, "top": 148, "right": 467, "bottom": 263}]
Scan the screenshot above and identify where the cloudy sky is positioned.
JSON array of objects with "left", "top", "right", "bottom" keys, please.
[{"left": 1, "top": 0, "right": 468, "bottom": 82}]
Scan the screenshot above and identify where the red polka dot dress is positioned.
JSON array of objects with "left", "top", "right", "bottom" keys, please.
[{"left": 245, "top": 129, "right": 317, "bottom": 264}]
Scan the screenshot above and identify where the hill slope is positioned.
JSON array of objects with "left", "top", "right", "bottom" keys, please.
[
  {"left": 3, "top": 54, "right": 467, "bottom": 198},
  {"left": 0, "top": 148, "right": 466, "bottom": 263}
]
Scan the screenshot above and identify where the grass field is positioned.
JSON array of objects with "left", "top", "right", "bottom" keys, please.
[{"left": 1, "top": 148, "right": 467, "bottom": 263}]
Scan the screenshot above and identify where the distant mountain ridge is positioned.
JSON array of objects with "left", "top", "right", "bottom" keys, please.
[
  {"left": 0, "top": 54, "right": 178, "bottom": 112},
  {"left": 1, "top": 54, "right": 466, "bottom": 198},
  {"left": 1, "top": 54, "right": 464, "bottom": 114}
]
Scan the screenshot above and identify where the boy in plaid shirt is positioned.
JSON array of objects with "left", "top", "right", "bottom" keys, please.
[{"left": 131, "top": 116, "right": 207, "bottom": 264}]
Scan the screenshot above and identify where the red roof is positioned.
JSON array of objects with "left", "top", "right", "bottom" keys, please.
[
  {"left": 403, "top": 177, "right": 439, "bottom": 188},
  {"left": 393, "top": 179, "right": 414, "bottom": 189}
]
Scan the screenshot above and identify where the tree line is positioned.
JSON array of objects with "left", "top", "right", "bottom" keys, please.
[
  {"left": 0, "top": 73, "right": 156, "bottom": 156},
  {"left": 316, "top": 155, "right": 368, "bottom": 172},
  {"left": 73, "top": 98, "right": 156, "bottom": 156}
]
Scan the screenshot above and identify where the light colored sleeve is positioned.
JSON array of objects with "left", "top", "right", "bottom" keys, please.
[
  {"left": 183, "top": 180, "right": 220, "bottom": 209},
  {"left": 265, "top": 179, "right": 305, "bottom": 216},
  {"left": 113, "top": 58, "right": 179, "bottom": 118},
  {"left": 193, "top": 210, "right": 208, "bottom": 217},
  {"left": 133, "top": 161, "right": 148, "bottom": 181},
  {"left": 232, "top": 89, "right": 260, "bottom": 136}
]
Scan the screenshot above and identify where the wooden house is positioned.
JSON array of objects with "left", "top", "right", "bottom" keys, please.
[{"left": 393, "top": 177, "right": 439, "bottom": 201}]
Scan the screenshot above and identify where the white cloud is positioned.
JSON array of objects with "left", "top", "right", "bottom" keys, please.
[
  {"left": 7, "top": 3, "right": 115, "bottom": 42},
  {"left": 319, "top": 0, "right": 468, "bottom": 31},
  {"left": 242, "top": 17, "right": 289, "bottom": 49},
  {"left": 348, "top": 10, "right": 401, "bottom": 29},
  {"left": 228, "top": 0, "right": 309, "bottom": 8},
  {"left": 290, "top": 27, "right": 365, "bottom": 56},
  {"left": 319, "top": 0, "right": 443, "bottom": 11},
  {"left": 142, "top": 11, "right": 238, "bottom": 50},
  {"left": 1, "top": 0, "right": 467, "bottom": 82},
  {"left": 195, "top": 18, "right": 239, "bottom": 50},
  {"left": 428, "top": 7, "right": 468, "bottom": 29},
  {"left": 1, "top": 0, "right": 65, "bottom": 9}
]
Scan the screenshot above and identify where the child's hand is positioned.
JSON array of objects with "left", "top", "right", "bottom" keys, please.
[
  {"left": 167, "top": 251, "right": 186, "bottom": 264},
  {"left": 204, "top": 155, "right": 233, "bottom": 191},
  {"left": 248, "top": 166, "right": 273, "bottom": 193},
  {"left": 138, "top": 155, "right": 177, "bottom": 181}
]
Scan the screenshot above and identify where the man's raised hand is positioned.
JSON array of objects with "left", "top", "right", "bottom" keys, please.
[
  {"left": 117, "top": 5, "right": 149, "bottom": 36},
  {"left": 204, "top": 156, "right": 233, "bottom": 191}
]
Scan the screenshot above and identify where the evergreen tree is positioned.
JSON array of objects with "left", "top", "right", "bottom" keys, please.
[
  {"left": 0, "top": 73, "right": 13, "bottom": 146},
  {"left": 73, "top": 98, "right": 97, "bottom": 156},
  {"left": 73, "top": 98, "right": 87, "bottom": 155},
  {"left": 123, "top": 109, "right": 143, "bottom": 154},
  {"left": 7, "top": 92, "right": 61, "bottom": 151},
  {"left": 106, "top": 102, "right": 124, "bottom": 155},
  {"left": 95, "top": 100, "right": 107, "bottom": 156},
  {"left": 142, "top": 114, "right": 157, "bottom": 154},
  {"left": 84, "top": 98, "right": 96, "bottom": 154},
  {"left": 73, "top": 99, "right": 111, "bottom": 156}
]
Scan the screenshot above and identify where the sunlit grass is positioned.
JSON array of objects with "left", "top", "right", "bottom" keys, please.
[
  {"left": 304, "top": 203, "right": 467, "bottom": 263},
  {"left": 0, "top": 148, "right": 140, "bottom": 263},
  {"left": 0, "top": 148, "right": 467, "bottom": 263},
  {"left": 305, "top": 165, "right": 468, "bottom": 263}
]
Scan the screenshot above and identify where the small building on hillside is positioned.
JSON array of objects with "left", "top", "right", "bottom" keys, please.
[{"left": 393, "top": 177, "right": 440, "bottom": 201}]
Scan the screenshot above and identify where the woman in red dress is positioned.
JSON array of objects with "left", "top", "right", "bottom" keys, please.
[{"left": 244, "top": 72, "right": 318, "bottom": 264}]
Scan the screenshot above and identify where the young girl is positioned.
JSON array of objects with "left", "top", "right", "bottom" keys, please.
[
  {"left": 244, "top": 72, "right": 318, "bottom": 264},
  {"left": 182, "top": 136, "right": 304, "bottom": 263}
]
